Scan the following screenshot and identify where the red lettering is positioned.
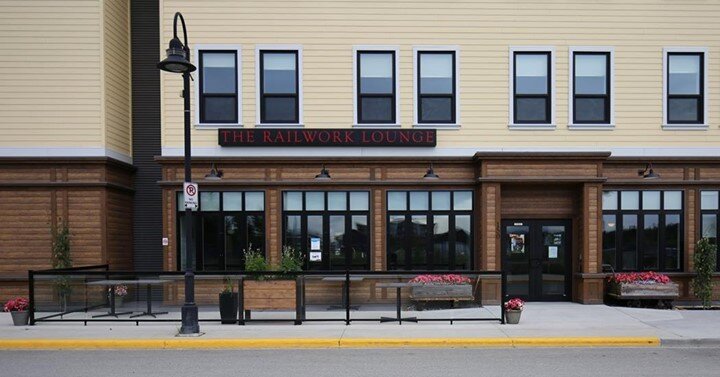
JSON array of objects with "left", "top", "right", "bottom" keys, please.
[
  {"left": 412, "top": 132, "right": 423, "bottom": 143},
  {"left": 302, "top": 130, "right": 317, "bottom": 143},
  {"left": 332, "top": 131, "right": 342, "bottom": 143},
  {"left": 344, "top": 131, "right": 353, "bottom": 143},
  {"left": 247, "top": 131, "right": 254, "bottom": 143},
  {"left": 425, "top": 130, "right": 434, "bottom": 144},
  {"left": 263, "top": 130, "right": 272, "bottom": 143},
  {"left": 371, "top": 131, "right": 383, "bottom": 143},
  {"left": 232, "top": 131, "right": 244, "bottom": 143},
  {"left": 274, "top": 131, "right": 285, "bottom": 143},
  {"left": 385, "top": 131, "right": 397, "bottom": 143},
  {"left": 318, "top": 131, "right": 330, "bottom": 143},
  {"left": 399, "top": 132, "right": 410, "bottom": 144},
  {"left": 361, "top": 131, "right": 371, "bottom": 143},
  {"left": 220, "top": 130, "right": 232, "bottom": 143}
]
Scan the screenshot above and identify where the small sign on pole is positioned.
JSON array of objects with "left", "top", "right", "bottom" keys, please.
[{"left": 183, "top": 182, "right": 199, "bottom": 210}]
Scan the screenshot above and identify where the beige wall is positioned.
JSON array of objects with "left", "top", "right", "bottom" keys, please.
[
  {"left": 160, "top": 0, "right": 720, "bottom": 153},
  {"left": 0, "top": 0, "right": 132, "bottom": 160}
]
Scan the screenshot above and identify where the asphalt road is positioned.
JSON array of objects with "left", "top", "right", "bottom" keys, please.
[{"left": 0, "top": 348, "right": 718, "bottom": 377}]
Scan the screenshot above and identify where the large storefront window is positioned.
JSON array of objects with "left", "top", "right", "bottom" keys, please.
[
  {"left": 700, "top": 190, "right": 719, "bottom": 270},
  {"left": 282, "top": 191, "right": 370, "bottom": 270},
  {"left": 602, "top": 190, "right": 683, "bottom": 272},
  {"left": 387, "top": 190, "right": 473, "bottom": 270},
  {"left": 176, "top": 191, "right": 265, "bottom": 271}
]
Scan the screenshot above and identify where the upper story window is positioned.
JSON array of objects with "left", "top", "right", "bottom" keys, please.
[
  {"left": 511, "top": 49, "right": 553, "bottom": 126},
  {"left": 664, "top": 49, "right": 707, "bottom": 127},
  {"left": 259, "top": 49, "right": 300, "bottom": 124},
  {"left": 356, "top": 50, "right": 396, "bottom": 124},
  {"left": 602, "top": 190, "right": 683, "bottom": 272},
  {"left": 700, "top": 190, "right": 719, "bottom": 270},
  {"left": 571, "top": 51, "right": 611, "bottom": 125},
  {"left": 416, "top": 50, "right": 457, "bottom": 125},
  {"left": 196, "top": 47, "right": 241, "bottom": 125}
]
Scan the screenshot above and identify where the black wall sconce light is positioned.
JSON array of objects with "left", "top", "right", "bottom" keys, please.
[
  {"left": 638, "top": 163, "right": 660, "bottom": 179},
  {"left": 315, "top": 164, "right": 331, "bottom": 181},
  {"left": 204, "top": 163, "right": 223, "bottom": 180},
  {"left": 423, "top": 163, "right": 440, "bottom": 180}
]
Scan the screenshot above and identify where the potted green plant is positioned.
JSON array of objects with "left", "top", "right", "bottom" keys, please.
[
  {"left": 692, "top": 238, "right": 717, "bottom": 309},
  {"left": 4, "top": 297, "right": 30, "bottom": 326},
  {"left": 51, "top": 222, "right": 72, "bottom": 312},
  {"left": 219, "top": 277, "right": 238, "bottom": 324},
  {"left": 504, "top": 298, "right": 524, "bottom": 324},
  {"left": 243, "top": 246, "right": 302, "bottom": 312}
]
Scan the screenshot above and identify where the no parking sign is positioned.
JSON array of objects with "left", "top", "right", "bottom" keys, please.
[{"left": 183, "top": 182, "right": 198, "bottom": 210}]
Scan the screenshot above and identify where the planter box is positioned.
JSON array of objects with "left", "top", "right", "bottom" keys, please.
[
  {"left": 410, "top": 284, "right": 473, "bottom": 301},
  {"left": 243, "top": 280, "right": 296, "bottom": 311},
  {"left": 607, "top": 282, "right": 679, "bottom": 299}
]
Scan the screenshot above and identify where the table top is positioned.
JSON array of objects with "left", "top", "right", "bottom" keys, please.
[
  {"left": 321, "top": 276, "right": 365, "bottom": 282},
  {"left": 376, "top": 282, "right": 423, "bottom": 288},
  {"left": 86, "top": 279, "right": 172, "bottom": 285}
]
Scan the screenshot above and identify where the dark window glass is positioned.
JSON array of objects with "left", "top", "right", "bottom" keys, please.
[
  {"left": 699, "top": 191, "right": 719, "bottom": 270},
  {"left": 573, "top": 52, "right": 609, "bottom": 124},
  {"left": 418, "top": 51, "right": 455, "bottom": 123},
  {"left": 642, "top": 214, "right": 659, "bottom": 270},
  {"left": 199, "top": 51, "right": 238, "bottom": 124},
  {"left": 357, "top": 51, "right": 395, "bottom": 124},
  {"left": 387, "top": 190, "right": 473, "bottom": 270},
  {"left": 514, "top": 52, "right": 551, "bottom": 124},
  {"left": 667, "top": 53, "right": 703, "bottom": 124},
  {"left": 282, "top": 191, "right": 370, "bottom": 270},
  {"left": 260, "top": 51, "right": 299, "bottom": 124},
  {"left": 664, "top": 214, "right": 681, "bottom": 271},
  {"left": 603, "top": 190, "right": 684, "bottom": 272},
  {"left": 176, "top": 191, "right": 265, "bottom": 271},
  {"left": 602, "top": 215, "right": 617, "bottom": 269},
  {"left": 622, "top": 215, "right": 638, "bottom": 270}
]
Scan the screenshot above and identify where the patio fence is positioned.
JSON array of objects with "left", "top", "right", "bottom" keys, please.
[{"left": 28, "top": 266, "right": 507, "bottom": 325}]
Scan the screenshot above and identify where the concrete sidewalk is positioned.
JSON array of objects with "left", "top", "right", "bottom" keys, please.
[{"left": 1, "top": 303, "right": 719, "bottom": 349}]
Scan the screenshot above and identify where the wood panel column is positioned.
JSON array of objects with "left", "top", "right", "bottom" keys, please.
[{"left": 479, "top": 182, "right": 501, "bottom": 304}]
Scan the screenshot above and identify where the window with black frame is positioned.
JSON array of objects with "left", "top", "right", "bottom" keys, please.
[
  {"left": 198, "top": 50, "right": 238, "bottom": 124},
  {"left": 387, "top": 190, "right": 473, "bottom": 270},
  {"left": 573, "top": 52, "right": 610, "bottom": 124},
  {"left": 513, "top": 51, "right": 551, "bottom": 124},
  {"left": 260, "top": 50, "right": 299, "bottom": 124},
  {"left": 417, "top": 51, "right": 456, "bottom": 124},
  {"left": 699, "top": 190, "right": 719, "bottom": 270},
  {"left": 282, "top": 191, "right": 370, "bottom": 270},
  {"left": 602, "top": 190, "right": 683, "bottom": 272},
  {"left": 356, "top": 51, "right": 395, "bottom": 124},
  {"left": 667, "top": 52, "right": 704, "bottom": 124},
  {"left": 176, "top": 191, "right": 265, "bottom": 271}
]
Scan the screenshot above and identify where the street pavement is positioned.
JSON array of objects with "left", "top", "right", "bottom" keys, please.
[{"left": 0, "top": 348, "right": 718, "bottom": 377}]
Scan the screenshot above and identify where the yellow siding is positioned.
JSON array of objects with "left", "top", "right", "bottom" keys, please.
[
  {"left": 0, "top": 0, "right": 102, "bottom": 147},
  {"left": 103, "top": 0, "right": 132, "bottom": 156},
  {"left": 160, "top": 0, "right": 720, "bottom": 150}
]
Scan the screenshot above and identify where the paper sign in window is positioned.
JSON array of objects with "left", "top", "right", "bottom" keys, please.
[
  {"left": 309, "top": 251, "right": 322, "bottom": 262},
  {"left": 548, "top": 246, "right": 559, "bottom": 259},
  {"left": 311, "top": 237, "right": 321, "bottom": 251}
]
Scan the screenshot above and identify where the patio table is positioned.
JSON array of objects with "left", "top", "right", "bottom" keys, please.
[
  {"left": 87, "top": 279, "right": 171, "bottom": 318},
  {"left": 376, "top": 282, "right": 423, "bottom": 324},
  {"left": 321, "top": 276, "right": 364, "bottom": 310}
]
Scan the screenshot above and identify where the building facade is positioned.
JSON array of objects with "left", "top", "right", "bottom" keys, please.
[{"left": 1, "top": 0, "right": 720, "bottom": 304}]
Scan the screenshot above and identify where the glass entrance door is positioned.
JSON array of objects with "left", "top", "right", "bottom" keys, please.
[{"left": 502, "top": 220, "right": 571, "bottom": 301}]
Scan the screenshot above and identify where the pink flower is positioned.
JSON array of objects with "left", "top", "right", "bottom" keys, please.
[
  {"left": 409, "top": 274, "right": 472, "bottom": 285},
  {"left": 504, "top": 298, "right": 524, "bottom": 311},
  {"left": 3, "top": 297, "right": 29, "bottom": 312},
  {"left": 608, "top": 271, "right": 671, "bottom": 285}
]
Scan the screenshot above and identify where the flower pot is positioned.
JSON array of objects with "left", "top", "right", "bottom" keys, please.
[
  {"left": 113, "top": 297, "right": 124, "bottom": 309},
  {"left": 219, "top": 292, "right": 239, "bottom": 324},
  {"left": 505, "top": 310, "right": 522, "bottom": 324},
  {"left": 11, "top": 311, "right": 29, "bottom": 326}
]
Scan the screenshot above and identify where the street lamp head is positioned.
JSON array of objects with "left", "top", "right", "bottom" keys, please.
[{"left": 157, "top": 37, "right": 196, "bottom": 73}]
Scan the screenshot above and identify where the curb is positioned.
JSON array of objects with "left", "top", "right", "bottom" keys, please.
[
  {"left": 0, "top": 337, "right": 660, "bottom": 350},
  {"left": 660, "top": 338, "right": 720, "bottom": 348}
]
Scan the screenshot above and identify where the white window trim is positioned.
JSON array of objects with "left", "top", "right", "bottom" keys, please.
[
  {"left": 662, "top": 47, "right": 709, "bottom": 130},
  {"left": 508, "top": 46, "right": 556, "bottom": 130},
  {"left": 352, "top": 45, "right": 401, "bottom": 127},
  {"left": 255, "top": 44, "right": 304, "bottom": 127},
  {"left": 193, "top": 44, "right": 242, "bottom": 128},
  {"left": 568, "top": 46, "right": 615, "bottom": 130},
  {"left": 412, "top": 46, "right": 461, "bottom": 129}
]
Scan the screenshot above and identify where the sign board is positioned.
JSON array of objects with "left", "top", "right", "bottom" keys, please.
[
  {"left": 548, "top": 246, "right": 558, "bottom": 259},
  {"left": 218, "top": 128, "right": 436, "bottom": 147},
  {"left": 162, "top": 237, "right": 169, "bottom": 246},
  {"left": 310, "top": 252, "right": 322, "bottom": 262},
  {"left": 310, "top": 237, "right": 321, "bottom": 251},
  {"left": 183, "top": 182, "right": 198, "bottom": 210}
]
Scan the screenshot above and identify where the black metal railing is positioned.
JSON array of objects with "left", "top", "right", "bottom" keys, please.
[{"left": 28, "top": 267, "right": 506, "bottom": 325}]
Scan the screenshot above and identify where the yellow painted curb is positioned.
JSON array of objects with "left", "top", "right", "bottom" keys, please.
[
  {"left": 511, "top": 337, "right": 660, "bottom": 348},
  {"left": 0, "top": 337, "right": 660, "bottom": 350}
]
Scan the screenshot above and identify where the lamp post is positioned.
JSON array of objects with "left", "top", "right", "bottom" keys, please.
[{"left": 157, "top": 12, "right": 199, "bottom": 334}]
